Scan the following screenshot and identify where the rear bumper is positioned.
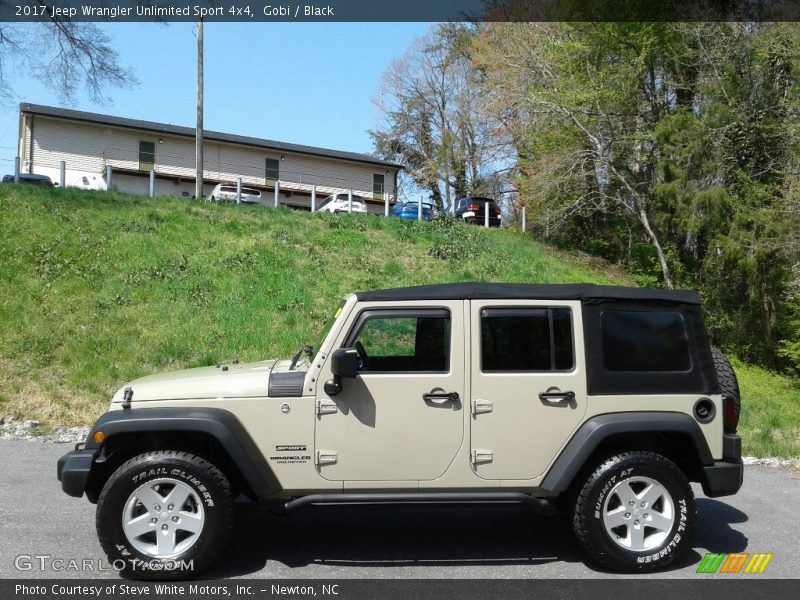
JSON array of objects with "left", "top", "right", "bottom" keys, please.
[
  {"left": 57, "top": 447, "right": 98, "bottom": 498},
  {"left": 700, "top": 434, "right": 743, "bottom": 498},
  {"left": 463, "top": 215, "right": 501, "bottom": 227}
]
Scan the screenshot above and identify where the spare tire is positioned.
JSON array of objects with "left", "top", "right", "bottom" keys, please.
[{"left": 711, "top": 347, "right": 740, "bottom": 433}]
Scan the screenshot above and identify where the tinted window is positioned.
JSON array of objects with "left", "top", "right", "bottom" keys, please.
[
  {"left": 481, "top": 308, "right": 573, "bottom": 371},
  {"left": 601, "top": 310, "right": 690, "bottom": 372},
  {"left": 350, "top": 312, "right": 450, "bottom": 372}
]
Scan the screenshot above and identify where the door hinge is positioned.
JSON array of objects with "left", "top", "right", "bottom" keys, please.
[
  {"left": 471, "top": 399, "right": 493, "bottom": 415},
  {"left": 316, "top": 399, "right": 338, "bottom": 416},
  {"left": 471, "top": 448, "right": 493, "bottom": 464},
  {"left": 315, "top": 449, "right": 338, "bottom": 465}
]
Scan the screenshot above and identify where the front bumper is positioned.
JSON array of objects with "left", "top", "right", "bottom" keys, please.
[
  {"left": 700, "top": 434, "right": 743, "bottom": 498},
  {"left": 57, "top": 446, "right": 98, "bottom": 498}
]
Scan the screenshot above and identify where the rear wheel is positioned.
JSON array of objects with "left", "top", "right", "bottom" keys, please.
[
  {"left": 96, "top": 451, "right": 233, "bottom": 579},
  {"left": 572, "top": 451, "right": 695, "bottom": 572}
]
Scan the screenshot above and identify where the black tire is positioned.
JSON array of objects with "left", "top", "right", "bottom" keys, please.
[
  {"left": 572, "top": 451, "right": 695, "bottom": 573},
  {"left": 711, "top": 346, "right": 741, "bottom": 433},
  {"left": 96, "top": 451, "right": 234, "bottom": 580}
]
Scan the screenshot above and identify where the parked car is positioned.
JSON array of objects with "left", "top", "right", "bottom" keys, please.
[
  {"left": 2, "top": 173, "right": 54, "bottom": 187},
  {"left": 58, "top": 282, "right": 742, "bottom": 578},
  {"left": 455, "top": 197, "right": 501, "bottom": 227},
  {"left": 317, "top": 193, "right": 368, "bottom": 214},
  {"left": 207, "top": 183, "right": 262, "bottom": 203},
  {"left": 393, "top": 201, "right": 434, "bottom": 221}
]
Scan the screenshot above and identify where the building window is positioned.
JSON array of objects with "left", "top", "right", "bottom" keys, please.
[
  {"left": 481, "top": 308, "right": 574, "bottom": 372},
  {"left": 373, "top": 173, "right": 385, "bottom": 200},
  {"left": 600, "top": 310, "right": 691, "bottom": 372},
  {"left": 138, "top": 141, "right": 155, "bottom": 172},
  {"left": 265, "top": 158, "right": 280, "bottom": 186}
]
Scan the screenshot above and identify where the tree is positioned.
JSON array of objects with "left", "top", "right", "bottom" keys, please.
[
  {"left": 0, "top": 15, "right": 135, "bottom": 103},
  {"left": 371, "top": 24, "right": 505, "bottom": 210},
  {"left": 472, "top": 22, "right": 800, "bottom": 367}
]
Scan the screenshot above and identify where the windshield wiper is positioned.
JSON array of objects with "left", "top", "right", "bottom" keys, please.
[{"left": 289, "top": 344, "right": 313, "bottom": 371}]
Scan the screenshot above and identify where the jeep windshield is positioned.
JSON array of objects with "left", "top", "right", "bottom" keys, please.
[
  {"left": 290, "top": 299, "right": 347, "bottom": 369},
  {"left": 313, "top": 299, "right": 346, "bottom": 356}
]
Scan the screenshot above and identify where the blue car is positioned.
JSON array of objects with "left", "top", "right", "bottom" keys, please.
[{"left": 392, "top": 201, "right": 434, "bottom": 221}]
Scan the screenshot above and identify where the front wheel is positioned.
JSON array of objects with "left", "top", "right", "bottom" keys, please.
[
  {"left": 572, "top": 451, "right": 695, "bottom": 572},
  {"left": 96, "top": 451, "right": 234, "bottom": 579}
]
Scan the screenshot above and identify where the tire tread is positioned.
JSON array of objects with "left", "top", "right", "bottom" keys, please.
[
  {"left": 572, "top": 450, "right": 694, "bottom": 572},
  {"left": 96, "top": 450, "right": 233, "bottom": 579}
]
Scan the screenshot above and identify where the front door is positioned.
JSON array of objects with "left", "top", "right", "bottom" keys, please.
[
  {"left": 315, "top": 302, "right": 465, "bottom": 482},
  {"left": 469, "top": 300, "right": 587, "bottom": 480}
]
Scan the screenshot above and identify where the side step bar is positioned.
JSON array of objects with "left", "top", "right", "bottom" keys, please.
[{"left": 284, "top": 493, "right": 555, "bottom": 516}]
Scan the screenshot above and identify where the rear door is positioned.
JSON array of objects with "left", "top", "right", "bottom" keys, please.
[{"left": 469, "top": 300, "right": 587, "bottom": 480}]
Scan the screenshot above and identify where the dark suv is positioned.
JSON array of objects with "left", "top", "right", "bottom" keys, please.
[
  {"left": 2, "top": 173, "right": 55, "bottom": 187},
  {"left": 455, "top": 197, "right": 501, "bottom": 227}
]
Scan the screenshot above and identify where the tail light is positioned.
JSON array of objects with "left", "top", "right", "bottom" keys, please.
[
  {"left": 466, "top": 204, "right": 480, "bottom": 211},
  {"left": 723, "top": 396, "right": 739, "bottom": 433},
  {"left": 493, "top": 206, "right": 501, "bottom": 214}
]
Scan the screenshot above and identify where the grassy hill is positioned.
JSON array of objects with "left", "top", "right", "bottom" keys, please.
[{"left": 1, "top": 186, "right": 797, "bottom": 458}]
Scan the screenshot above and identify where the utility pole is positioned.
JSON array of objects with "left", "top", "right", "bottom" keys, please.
[{"left": 195, "top": 18, "right": 204, "bottom": 201}]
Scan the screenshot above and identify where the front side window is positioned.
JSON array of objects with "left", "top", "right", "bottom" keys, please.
[
  {"left": 481, "top": 308, "right": 574, "bottom": 372},
  {"left": 265, "top": 158, "right": 280, "bottom": 186},
  {"left": 139, "top": 141, "right": 155, "bottom": 172},
  {"left": 348, "top": 310, "right": 450, "bottom": 372},
  {"left": 601, "top": 310, "right": 691, "bottom": 372}
]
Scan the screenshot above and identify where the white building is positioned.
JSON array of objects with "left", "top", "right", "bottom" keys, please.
[{"left": 17, "top": 103, "right": 402, "bottom": 213}]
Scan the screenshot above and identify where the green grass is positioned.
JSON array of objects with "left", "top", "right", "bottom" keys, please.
[
  {"left": 733, "top": 359, "right": 800, "bottom": 458},
  {"left": 0, "top": 185, "right": 797, "bottom": 458},
  {"left": 0, "top": 186, "right": 624, "bottom": 426}
]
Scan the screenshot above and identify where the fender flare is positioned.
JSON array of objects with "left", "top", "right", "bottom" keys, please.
[
  {"left": 85, "top": 407, "right": 281, "bottom": 499},
  {"left": 540, "top": 411, "right": 714, "bottom": 493}
]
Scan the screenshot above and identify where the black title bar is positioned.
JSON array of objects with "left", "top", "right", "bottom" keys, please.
[{"left": 3, "top": 0, "right": 800, "bottom": 22}]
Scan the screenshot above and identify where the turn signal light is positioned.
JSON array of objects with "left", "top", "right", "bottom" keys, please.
[{"left": 93, "top": 431, "right": 105, "bottom": 444}]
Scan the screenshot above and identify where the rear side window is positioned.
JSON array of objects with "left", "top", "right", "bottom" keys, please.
[
  {"left": 481, "top": 308, "right": 574, "bottom": 372},
  {"left": 348, "top": 310, "right": 451, "bottom": 372},
  {"left": 601, "top": 310, "right": 690, "bottom": 372}
]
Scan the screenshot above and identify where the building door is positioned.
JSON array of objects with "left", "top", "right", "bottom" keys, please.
[{"left": 315, "top": 303, "right": 464, "bottom": 482}]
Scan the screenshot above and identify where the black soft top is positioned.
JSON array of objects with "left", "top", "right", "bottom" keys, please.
[{"left": 355, "top": 282, "right": 700, "bottom": 305}]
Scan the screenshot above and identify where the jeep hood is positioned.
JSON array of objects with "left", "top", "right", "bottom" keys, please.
[{"left": 110, "top": 360, "right": 301, "bottom": 403}]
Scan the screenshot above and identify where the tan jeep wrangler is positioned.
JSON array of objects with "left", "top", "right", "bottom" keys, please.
[{"left": 57, "top": 283, "right": 743, "bottom": 577}]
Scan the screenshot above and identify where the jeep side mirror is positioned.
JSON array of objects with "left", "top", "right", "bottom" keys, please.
[
  {"left": 324, "top": 348, "right": 359, "bottom": 396},
  {"left": 332, "top": 348, "right": 359, "bottom": 378}
]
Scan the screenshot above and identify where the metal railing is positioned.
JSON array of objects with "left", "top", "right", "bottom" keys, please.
[{"left": 12, "top": 156, "right": 516, "bottom": 229}]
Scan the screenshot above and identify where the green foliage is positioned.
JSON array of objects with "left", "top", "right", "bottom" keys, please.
[
  {"left": 473, "top": 22, "right": 800, "bottom": 370},
  {"left": 425, "top": 215, "right": 485, "bottom": 260},
  {"left": 734, "top": 358, "right": 800, "bottom": 458}
]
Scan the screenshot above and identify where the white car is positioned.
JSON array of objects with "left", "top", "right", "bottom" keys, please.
[
  {"left": 317, "top": 193, "right": 368, "bottom": 214},
  {"left": 208, "top": 183, "right": 262, "bottom": 203}
]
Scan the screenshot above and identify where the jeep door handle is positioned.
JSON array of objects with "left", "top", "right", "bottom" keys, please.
[
  {"left": 423, "top": 391, "right": 460, "bottom": 405},
  {"left": 539, "top": 390, "right": 576, "bottom": 404}
]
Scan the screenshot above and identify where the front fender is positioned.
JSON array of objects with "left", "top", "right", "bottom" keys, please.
[{"left": 58, "top": 407, "right": 281, "bottom": 500}]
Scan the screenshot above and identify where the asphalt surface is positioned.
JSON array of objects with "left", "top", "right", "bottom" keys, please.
[{"left": 1, "top": 439, "right": 798, "bottom": 580}]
